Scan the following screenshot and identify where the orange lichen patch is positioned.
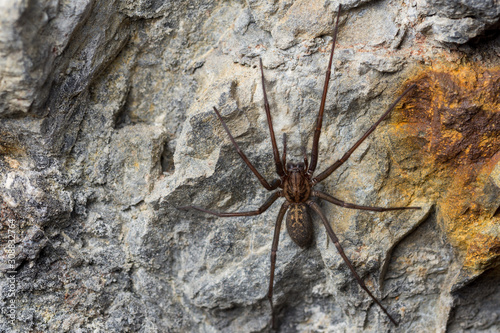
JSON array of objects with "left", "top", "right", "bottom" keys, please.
[
  {"left": 3, "top": 156, "right": 21, "bottom": 169},
  {"left": 402, "top": 63, "right": 500, "bottom": 166},
  {"left": 0, "top": 133, "right": 26, "bottom": 170},
  {"left": 393, "top": 62, "right": 500, "bottom": 271},
  {"left": 464, "top": 234, "right": 500, "bottom": 270},
  {"left": 0, "top": 140, "right": 24, "bottom": 157}
]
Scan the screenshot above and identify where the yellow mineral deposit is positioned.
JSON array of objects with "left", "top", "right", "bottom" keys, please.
[{"left": 391, "top": 63, "right": 500, "bottom": 272}]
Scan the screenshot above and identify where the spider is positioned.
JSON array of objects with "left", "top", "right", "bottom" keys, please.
[{"left": 179, "top": 6, "right": 419, "bottom": 329}]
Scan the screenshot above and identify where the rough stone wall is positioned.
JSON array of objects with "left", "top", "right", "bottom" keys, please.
[{"left": 0, "top": 0, "right": 499, "bottom": 332}]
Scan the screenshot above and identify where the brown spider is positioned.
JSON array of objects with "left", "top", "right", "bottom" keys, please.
[{"left": 179, "top": 6, "right": 419, "bottom": 329}]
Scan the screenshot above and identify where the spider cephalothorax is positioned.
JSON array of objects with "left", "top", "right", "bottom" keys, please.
[
  {"left": 179, "top": 5, "right": 419, "bottom": 329},
  {"left": 283, "top": 161, "right": 311, "bottom": 203}
]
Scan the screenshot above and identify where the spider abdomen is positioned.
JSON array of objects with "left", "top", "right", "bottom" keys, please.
[{"left": 286, "top": 203, "right": 313, "bottom": 248}]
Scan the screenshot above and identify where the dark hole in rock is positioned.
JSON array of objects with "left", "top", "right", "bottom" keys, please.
[
  {"left": 161, "top": 141, "right": 175, "bottom": 173},
  {"left": 493, "top": 205, "right": 500, "bottom": 218}
]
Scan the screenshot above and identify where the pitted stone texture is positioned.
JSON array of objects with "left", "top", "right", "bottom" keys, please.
[{"left": 1, "top": 1, "right": 499, "bottom": 332}]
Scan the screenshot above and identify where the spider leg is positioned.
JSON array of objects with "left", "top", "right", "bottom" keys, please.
[
  {"left": 312, "top": 190, "right": 420, "bottom": 212},
  {"left": 312, "top": 84, "right": 416, "bottom": 184},
  {"left": 302, "top": 146, "right": 309, "bottom": 171},
  {"left": 307, "top": 200, "right": 399, "bottom": 326},
  {"left": 282, "top": 133, "right": 287, "bottom": 171},
  {"left": 268, "top": 202, "right": 289, "bottom": 330},
  {"left": 260, "top": 58, "right": 286, "bottom": 178},
  {"left": 212, "top": 106, "right": 281, "bottom": 190},
  {"left": 177, "top": 191, "right": 282, "bottom": 217},
  {"left": 307, "top": 5, "right": 342, "bottom": 177}
]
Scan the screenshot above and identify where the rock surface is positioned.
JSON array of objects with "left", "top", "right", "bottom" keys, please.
[{"left": 0, "top": 0, "right": 499, "bottom": 332}]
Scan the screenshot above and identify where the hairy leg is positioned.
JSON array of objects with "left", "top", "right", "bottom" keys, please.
[
  {"left": 178, "top": 191, "right": 282, "bottom": 217},
  {"left": 308, "top": 200, "right": 399, "bottom": 326},
  {"left": 312, "top": 190, "right": 420, "bottom": 212}
]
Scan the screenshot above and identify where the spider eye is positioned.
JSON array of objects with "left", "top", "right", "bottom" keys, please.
[{"left": 286, "top": 162, "right": 306, "bottom": 171}]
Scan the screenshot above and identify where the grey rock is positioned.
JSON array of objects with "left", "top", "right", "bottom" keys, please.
[
  {"left": 417, "top": 16, "right": 486, "bottom": 44},
  {"left": 1, "top": 0, "right": 499, "bottom": 332},
  {"left": 416, "top": 0, "right": 500, "bottom": 44},
  {"left": 0, "top": 0, "right": 93, "bottom": 116}
]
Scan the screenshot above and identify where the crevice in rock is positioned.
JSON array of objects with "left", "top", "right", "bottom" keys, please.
[
  {"left": 380, "top": 205, "right": 434, "bottom": 288},
  {"left": 493, "top": 204, "right": 500, "bottom": 218},
  {"left": 160, "top": 140, "right": 175, "bottom": 174},
  {"left": 446, "top": 265, "right": 500, "bottom": 332}
]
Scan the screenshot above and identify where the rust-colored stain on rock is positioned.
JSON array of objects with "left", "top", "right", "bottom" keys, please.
[{"left": 392, "top": 62, "right": 500, "bottom": 271}]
